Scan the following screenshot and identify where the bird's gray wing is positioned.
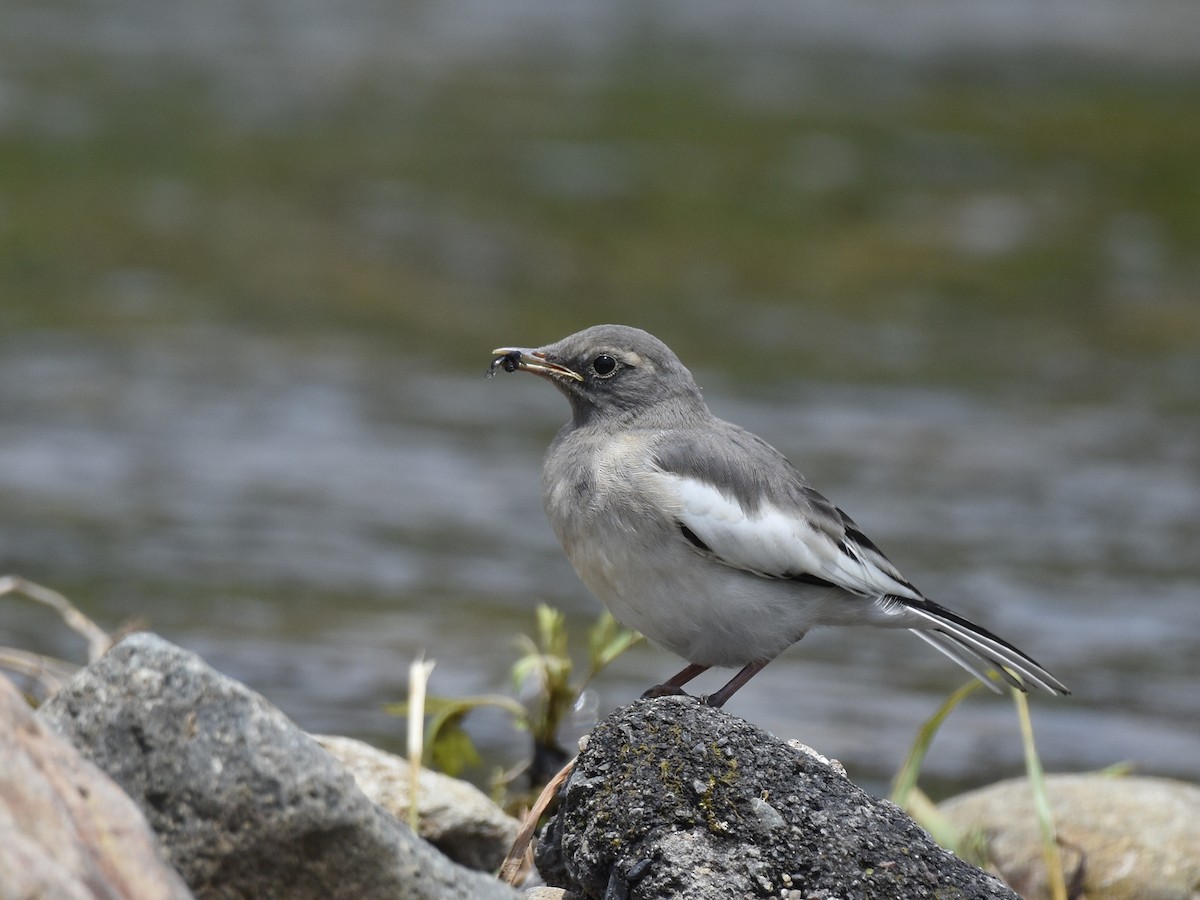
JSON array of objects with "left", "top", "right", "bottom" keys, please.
[
  {"left": 647, "top": 425, "right": 922, "bottom": 601},
  {"left": 647, "top": 424, "right": 1068, "bottom": 695}
]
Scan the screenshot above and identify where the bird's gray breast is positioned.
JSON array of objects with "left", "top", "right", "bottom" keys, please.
[
  {"left": 542, "top": 428, "right": 679, "bottom": 593},
  {"left": 544, "top": 428, "right": 670, "bottom": 526}
]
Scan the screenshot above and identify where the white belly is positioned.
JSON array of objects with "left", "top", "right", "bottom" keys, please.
[{"left": 573, "top": 535, "right": 825, "bottom": 666}]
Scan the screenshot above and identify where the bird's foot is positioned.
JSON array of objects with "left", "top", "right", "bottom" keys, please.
[{"left": 640, "top": 683, "right": 694, "bottom": 700}]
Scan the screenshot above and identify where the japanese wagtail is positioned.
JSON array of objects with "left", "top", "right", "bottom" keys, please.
[{"left": 489, "top": 324, "right": 1068, "bottom": 708}]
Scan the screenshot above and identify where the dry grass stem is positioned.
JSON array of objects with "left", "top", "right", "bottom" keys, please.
[
  {"left": 499, "top": 756, "right": 576, "bottom": 885},
  {"left": 0, "top": 576, "right": 112, "bottom": 662}
]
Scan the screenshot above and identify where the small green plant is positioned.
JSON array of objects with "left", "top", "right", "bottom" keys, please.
[
  {"left": 891, "top": 675, "right": 1068, "bottom": 899},
  {"left": 393, "top": 604, "right": 640, "bottom": 798}
]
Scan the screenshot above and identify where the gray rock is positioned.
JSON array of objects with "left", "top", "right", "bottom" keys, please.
[
  {"left": 0, "top": 671, "right": 193, "bottom": 900},
  {"left": 522, "top": 888, "right": 580, "bottom": 900},
  {"left": 39, "top": 632, "right": 520, "bottom": 900},
  {"left": 316, "top": 733, "right": 520, "bottom": 871},
  {"left": 536, "top": 696, "right": 1017, "bottom": 899},
  {"left": 939, "top": 773, "right": 1200, "bottom": 900}
]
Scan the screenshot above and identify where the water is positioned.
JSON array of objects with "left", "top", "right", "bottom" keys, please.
[
  {"left": 1, "top": 0, "right": 1198, "bottom": 797},
  {"left": 3, "top": 325, "right": 1196, "bottom": 794}
]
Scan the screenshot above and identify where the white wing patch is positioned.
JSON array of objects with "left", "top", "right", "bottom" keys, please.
[{"left": 658, "top": 472, "right": 920, "bottom": 601}]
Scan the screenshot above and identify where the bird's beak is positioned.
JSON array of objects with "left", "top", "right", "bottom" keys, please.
[{"left": 489, "top": 347, "right": 585, "bottom": 382}]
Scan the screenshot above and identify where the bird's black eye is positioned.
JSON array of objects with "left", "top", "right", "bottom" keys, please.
[{"left": 592, "top": 354, "right": 617, "bottom": 376}]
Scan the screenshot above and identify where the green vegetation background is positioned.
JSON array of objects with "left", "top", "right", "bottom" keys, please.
[{"left": 4, "top": 48, "right": 1197, "bottom": 394}]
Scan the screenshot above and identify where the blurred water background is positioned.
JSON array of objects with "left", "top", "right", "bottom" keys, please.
[{"left": 2, "top": 0, "right": 1198, "bottom": 797}]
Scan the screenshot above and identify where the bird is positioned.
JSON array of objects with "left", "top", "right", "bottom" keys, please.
[{"left": 488, "top": 324, "right": 1068, "bottom": 708}]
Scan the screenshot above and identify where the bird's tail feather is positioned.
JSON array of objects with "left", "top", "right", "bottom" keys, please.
[
  {"left": 909, "top": 629, "right": 1017, "bottom": 692},
  {"left": 893, "top": 596, "right": 1069, "bottom": 696}
]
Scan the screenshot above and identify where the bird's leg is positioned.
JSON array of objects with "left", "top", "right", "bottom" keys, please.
[
  {"left": 641, "top": 663, "right": 709, "bottom": 699},
  {"left": 703, "top": 660, "right": 769, "bottom": 708}
]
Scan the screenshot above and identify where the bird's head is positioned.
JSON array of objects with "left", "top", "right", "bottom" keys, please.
[{"left": 490, "top": 324, "right": 706, "bottom": 427}]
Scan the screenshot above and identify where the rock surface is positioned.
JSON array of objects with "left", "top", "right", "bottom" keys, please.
[
  {"left": 39, "top": 632, "right": 520, "bottom": 900},
  {"left": 536, "top": 696, "right": 1017, "bottom": 900},
  {"left": 939, "top": 773, "right": 1200, "bottom": 900},
  {"left": 0, "top": 671, "right": 193, "bottom": 900},
  {"left": 317, "top": 733, "right": 520, "bottom": 871}
]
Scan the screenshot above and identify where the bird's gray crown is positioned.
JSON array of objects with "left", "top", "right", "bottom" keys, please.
[{"left": 538, "top": 324, "right": 708, "bottom": 428}]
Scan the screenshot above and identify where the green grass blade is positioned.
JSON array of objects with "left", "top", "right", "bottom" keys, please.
[
  {"left": 892, "top": 679, "right": 982, "bottom": 810},
  {"left": 1014, "top": 688, "right": 1067, "bottom": 900}
]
